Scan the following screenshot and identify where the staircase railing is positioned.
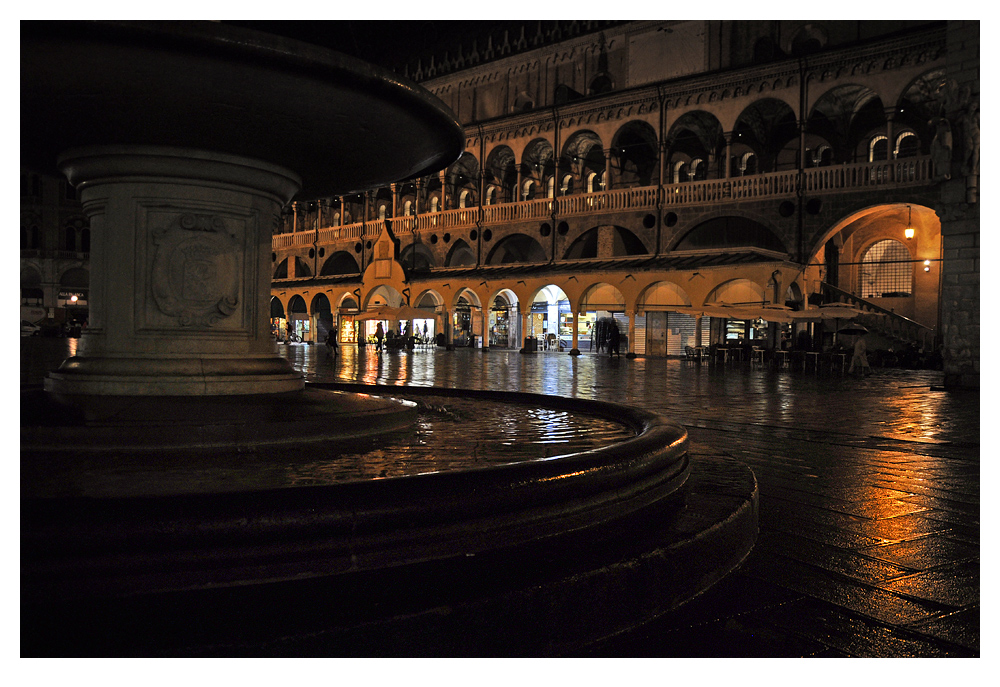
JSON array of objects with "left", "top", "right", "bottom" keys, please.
[{"left": 820, "top": 283, "right": 936, "bottom": 349}]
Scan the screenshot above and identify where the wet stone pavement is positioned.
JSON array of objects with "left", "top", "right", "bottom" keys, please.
[
  {"left": 282, "top": 343, "right": 981, "bottom": 658},
  {"left": 20, "top": 338, "right": 981, "bottom": 657}
]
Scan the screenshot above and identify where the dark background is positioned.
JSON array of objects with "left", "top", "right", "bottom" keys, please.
[{"left": 223, "top": 20, "right": 521, "bottom": 73}]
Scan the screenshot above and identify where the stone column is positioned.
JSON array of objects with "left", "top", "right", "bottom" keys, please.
[
  {"left": 46, "top": 145, "right": 303, "bottom": 397},
  {"left": 626, "top": 311, "right": 636, "bottom": 358},
  {"left": 570, "top": 309, "right": 580, "bottom": 356},
  {"left": 604, "top": 149, "right": 612, "bottom": 191},
  {"left": 723, "top": 133, "right": 733, "bottom": 179},
  {"left": 885, "top": 108, "right": 895, "bottom": 160}
]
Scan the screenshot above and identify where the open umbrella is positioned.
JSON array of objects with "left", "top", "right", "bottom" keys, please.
[{"left": 837, "top": 324, "right": 868, "bottom": 336}]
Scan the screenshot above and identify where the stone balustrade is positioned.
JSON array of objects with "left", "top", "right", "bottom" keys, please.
[{"left": 277, "top": 156, "right": 933, "bottom": 249}]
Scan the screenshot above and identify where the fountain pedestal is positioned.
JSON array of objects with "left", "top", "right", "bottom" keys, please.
[{"left": 47, "top": 145, "right": 304, "bottom": 397}]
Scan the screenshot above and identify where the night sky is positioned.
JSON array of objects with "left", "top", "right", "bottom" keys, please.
[{"left": 223, "top": 20, "right": 521, "bottom": 73}]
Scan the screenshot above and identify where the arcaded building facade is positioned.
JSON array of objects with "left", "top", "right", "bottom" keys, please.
[{"left": 22, "top": 20, "right": 978, "bottom": 386}]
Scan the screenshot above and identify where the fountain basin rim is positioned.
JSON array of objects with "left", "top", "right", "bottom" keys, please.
[{"left": 23, "top": 385, "right": 689, "bottom": 600}]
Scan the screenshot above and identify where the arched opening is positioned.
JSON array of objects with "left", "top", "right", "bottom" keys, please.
[
  {"left": 521, "top": 138, "right": 554, "bottom": 200},
  {"left": 611, "top": 120, "right": 659, "bottom": 187},
  {"left": 451, "top": 288, "right": 483, "bottom": 348},
  {"left": 809, "top": 84, "right": 884, "bottom": 164},
  {"left": 400, "top": 243, "right": 436, "bottom": 272},
  {"left": 675, "top": 217, "right": 787, "bottom": 253},
  {"left": 273, "top": 258, "right": 288, "bottom": 279},
  {"left": 286, "top": 294, "right": 308, "bottom": 341},
  {"left": 311, "top": 293, "right": 333, "bottom": 344},
  {"left": 485, "top": 145, "right": 517, "bottom": 203},
  {"left": 860, "top": 239, "right": 912, "bottom": 298},
  {"left": 666, "top": 111, "right": 725, "bottom": 180},
  {"left": 705, "top": 278, "right": 769, "bottom": 345},
  {"left": 293, "top": 256, "right": 312, "bottom": 278},
  {"left": 448, "top": 152, "right": 480, "bottom": 209},
  {"left": 563, "top": 225, "right": 648, "bottom": 259},
  {"left": 485, "top": 234, "right": 547, "bottom": 264},
  {"left": 528, "top": 285, "right": 572, "bottom": 351},
  {"left": 638, "top": 281, "right": 708, "bottom": 358},
  {"left": 733, "top": 98, "right": 798, "bottom": 172},
  {"left": 320, "top": 251, "right": 360, "bottom": 276},
  {"left": 561, "top": 130, "right": 605, "bottom": 194},
  {"left": 577, "top": 282, "right": 628, "bottom": 353},
  {"left": 488, "top": 290, "right": 521, "bottom": 349},
  {"left": 445, "top": 240, "right": 476, "bottom": 267}
]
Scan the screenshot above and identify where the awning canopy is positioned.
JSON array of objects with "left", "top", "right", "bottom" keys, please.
[{"left": 353, "top": 305, "right": 437, "bottom": 321}]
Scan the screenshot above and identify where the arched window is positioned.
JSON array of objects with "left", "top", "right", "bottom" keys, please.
[
  {"left": 522, "top": 180, "right": 535, "bottom": 201},
  {"left": 895, "top": 131, "right": 919, "bottom": 158},
  {"left": 459, "top": 189, "right": 472, "bottom": 208},
  {"left": 690, "top": 158, "right": 704, "bottom": 181},
  {"left": 860, "top": 239, "right": 912, "bottom": 298},
  {"left": 403, "top": 201, "right": 412, "bottom": 216},
  {"left": 869, "top": 135, "right": 888, "bottom": 162},
  {"left": 484, "top": 186, "right": 496, "bottom": 205},
  {"left": 560, "top": 174, "right": 573, "bottom": 195},
  {"left": 378, "top": 204, "right": 387, "bottom": 220},
  {"left": 809, "top": 145, "right": 833, "bottom": 167},
  {"left": 64, "top": 227, "right": 76, "bottom": 251},
  {"left": 430, "top": 196, "right": 440, "bottom": 212},
  {"left": 739, "top": 152, "right": 758, "bottom": 176},
  {"left": 586, "top": 172, "right": 598, "bottom": 193},
  {"left": 547, "top": 177, "right": 555, "bottom": 199},
  {"left": 333, "top": 211, "right": 341, "bottom": 226},
  {"left": 673, "top": 161, "right": 689, "bottom": 184}
]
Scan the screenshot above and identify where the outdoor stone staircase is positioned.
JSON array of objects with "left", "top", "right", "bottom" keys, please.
[{"left": 820, "top": 283, "right": 936, "bottom": 351}]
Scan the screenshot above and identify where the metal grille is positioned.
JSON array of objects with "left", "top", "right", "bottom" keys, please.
[{"left": 860, "top": 239, "right": 912, "bottom": 298}]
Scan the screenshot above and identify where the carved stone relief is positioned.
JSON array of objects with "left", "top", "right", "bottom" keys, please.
[{"left": 150, "top": 212, "right": 242, "bottom": 327}]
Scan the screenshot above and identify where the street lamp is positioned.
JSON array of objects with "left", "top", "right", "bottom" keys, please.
[{"left": 904, "top": 205, "right": 915, "bottom": 239}]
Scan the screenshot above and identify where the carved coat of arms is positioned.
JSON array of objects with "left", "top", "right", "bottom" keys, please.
[{"left": 151, "top": 213, "right": 240, "bottom": 327}]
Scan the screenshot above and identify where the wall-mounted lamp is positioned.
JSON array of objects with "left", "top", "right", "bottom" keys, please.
[
  {"left": 923, "top": 259, "right": 931, "bottom": 272},
  {"left": 904, "top": 205, "right": 915, "bottom": 239}
]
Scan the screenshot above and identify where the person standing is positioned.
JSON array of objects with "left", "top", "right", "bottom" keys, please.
[
  {"left": 375, "top": 321, "right": 385, "bottom": 352},
  {"left": 848, "top": 334, "right": 871, "bottom": 376}
]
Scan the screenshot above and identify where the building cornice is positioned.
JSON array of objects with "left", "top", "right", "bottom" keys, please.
[{"left": 466, "top": 24, "right": 946, "bottom": 145}]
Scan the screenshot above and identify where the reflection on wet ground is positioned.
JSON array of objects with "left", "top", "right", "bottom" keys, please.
[
  {"left": 22, "top": 339, "right": 981, "bottom": 656},
  {"left": 284, "top": 343, "right": 980, "bottom": 657}
]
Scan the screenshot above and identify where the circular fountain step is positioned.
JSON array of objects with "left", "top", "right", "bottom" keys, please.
[{"left": 21, "top": 386, "right": 757, "bottom": 657}]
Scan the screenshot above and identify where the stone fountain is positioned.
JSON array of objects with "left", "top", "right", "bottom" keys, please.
[{"left": 21, "top": 21, "right": 757, "bottom": 656}]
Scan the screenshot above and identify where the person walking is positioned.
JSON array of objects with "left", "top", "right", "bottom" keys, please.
[
  {"left": 375, "top": 321, "right": 385, "bottom": 352},
  {"left": 608, "top": 323, "right": 621, "bottom": 358},
  {"left": 325, "top": 327, "right": 338, "bottom": 358},
  {"left": 848, "top": 334, "right": 871, "bottom": 376}
]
